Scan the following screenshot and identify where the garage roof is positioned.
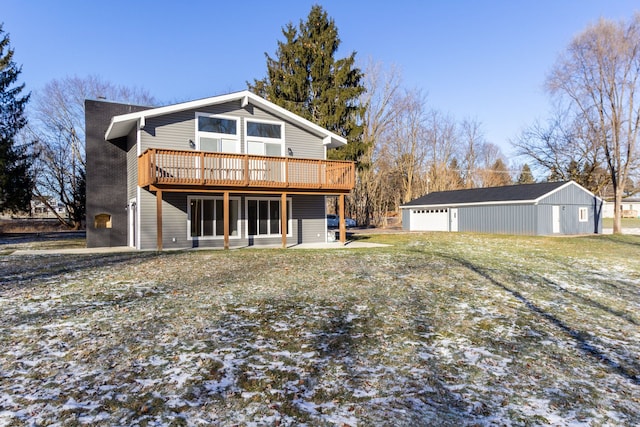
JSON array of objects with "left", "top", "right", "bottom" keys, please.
[{"left": 402, "top": 181, "right": 594, "bottom": 207}]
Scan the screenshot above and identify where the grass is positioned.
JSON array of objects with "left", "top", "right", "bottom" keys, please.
[
  {"left": 0, "top": 232, "right": 85, "bottom": 255},
  {"left": 602, "top": 217, "right": 640, "bottom": 229},
  {"left": 1, "top": 232, "right": 639, "bottom": 425}
]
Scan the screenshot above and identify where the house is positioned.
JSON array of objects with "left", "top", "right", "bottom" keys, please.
[
  {"left": 400, "top": 181, "right": 603, "bottom": 235},
  {"left": 31, "top": 197, "right": 68, "bottom": 219},
  {"left": 85, "top": 91, "right": 355, "bottom": 250},
  {"left": 602, "top": 198, "right": 640, "bottom": 218}
]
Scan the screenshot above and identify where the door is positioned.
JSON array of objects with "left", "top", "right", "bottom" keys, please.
[
  {"left": 410, "top": 208, "right": 448, "bottom": 231},
  {"left": 450, "top": 208, "right": 458, "bottom": 232},
  {"left": 552, "top": 205, "right": 560, "bottom": 234}
]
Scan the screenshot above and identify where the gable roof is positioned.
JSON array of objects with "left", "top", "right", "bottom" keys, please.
[
  {"left": 401, "top": 181, "right": 600, "bottom": 208},
  {"left": 104, "top": 90, "right": 347, "bottom": 148}
]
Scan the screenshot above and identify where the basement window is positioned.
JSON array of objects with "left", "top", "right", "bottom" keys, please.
[{"left": 94, "top": 213, "right": 112, "bottom": 229}]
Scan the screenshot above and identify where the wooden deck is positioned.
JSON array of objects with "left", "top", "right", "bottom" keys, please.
[{"left": 138, "top": 148, "right": 354, "bottom": 193}]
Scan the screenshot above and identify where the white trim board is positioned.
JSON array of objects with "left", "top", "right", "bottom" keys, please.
[{"left": 105, "top": 90, "right": 346, "bottom": 148}]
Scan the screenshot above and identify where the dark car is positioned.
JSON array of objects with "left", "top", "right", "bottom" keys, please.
[{"left": 326, "top": 214, "right": 356, "bottom": 228}]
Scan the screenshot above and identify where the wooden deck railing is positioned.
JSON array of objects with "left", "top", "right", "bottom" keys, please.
[{"left": 138, "top": 148, "right": 355, "bottom": 192}]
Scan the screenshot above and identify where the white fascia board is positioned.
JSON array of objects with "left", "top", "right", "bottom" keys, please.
[
  {"left": 245, "top": 93, "right": 347, "bottom": 146},
  {"left": 399, "top": 199, "right": 535, "bottom": 210},
  {"left": 322, "top": 135, "right": 345, "bottom": 148},
  {"left": 104, "top": 90, "right": 347, "bottom": 147}
]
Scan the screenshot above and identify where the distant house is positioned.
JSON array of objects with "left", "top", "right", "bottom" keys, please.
[
  {"left": 400, "top": 181, "right": 603, "bottom": 235},
  {"left": 31, "top": 198, "right": 68, "bottom": 219},
  {"left": 85, "top": 91, "right": 355, "bottom": 250},
  {"left": 602, "top": 198, "right": 640, "bottom": 218}
]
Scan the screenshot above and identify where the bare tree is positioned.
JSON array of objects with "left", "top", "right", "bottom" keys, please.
[
  {"left": 350, "top": 60, "right": 403, "bottom": 226},
  {"left": 424, "top": 109, "right": 459, "bottom": 193},
  {"left": 381, "top": 88, "right": 430, "bottom": 204},
  {"left": 26, "top": 75, "right": 155, "bottom": 229},
  {"left": 460, "top": 118, "right": 486, "bottom": 188},
  {"left": 476, "top": 143, "right": 510, "bottom": 187},
  {"left": 546, "top": 15, "right": 640, "bottom": 233},
  {"left": 513, "top": 109, "right": 608, "bottom": 194}
]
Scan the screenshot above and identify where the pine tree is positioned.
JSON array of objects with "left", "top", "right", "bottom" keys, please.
[
  {"left": 0, "top": 24, "right": 32, "bottom": 213},
  {"left": 248, "top": 5, "right": 366, "bottom": 165},
  {"left": 516, "top": 163, "right": 535, "bottom": 184}
]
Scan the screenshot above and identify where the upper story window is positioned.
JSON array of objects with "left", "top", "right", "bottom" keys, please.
[
  {"left": 196, "top": 113, "right": 240, "bottom": 153},
  {"left": 245, "top": 119, "right": 284, "bottom": 157}
]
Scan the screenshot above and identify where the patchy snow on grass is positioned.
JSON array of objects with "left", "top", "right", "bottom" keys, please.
[{"left": 1, "top": 234, "right": 639, "bottom": 425}]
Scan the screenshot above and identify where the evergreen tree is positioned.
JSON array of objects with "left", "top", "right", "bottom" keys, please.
[
  {"left": 516, "top": 163, "right": 535, "bottom": 184},
  {"left": 484, "top": 158, "right": 512, "bottom": 187},
  {"left": 0, "top": 24, "right": 32, "bottom": 213},
  {"left": 448, "top": 158, "right": 464, "bottom": 189},
  {"left": 248, "top": 5, "right": 366, "bottom": 165}
]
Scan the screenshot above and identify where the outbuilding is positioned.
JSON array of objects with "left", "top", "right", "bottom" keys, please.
[{"left": 400, "top": 181, "right": 603, "bottom": 235}]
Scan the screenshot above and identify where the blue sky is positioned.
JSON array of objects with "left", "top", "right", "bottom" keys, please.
[{"left": 3, "top": 1, "right": 639, "bottom": 157}]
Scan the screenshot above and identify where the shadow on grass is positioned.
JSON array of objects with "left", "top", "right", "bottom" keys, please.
[
  {"left": 533, "top": 272, "right": 638, "bottom": 326},
  {"left": 578, "top": 234, "right": 640, "bottom": 248},
  {"left": 347, "top": 233, "right": 372, "bottom": 242},
  {"left": 440, "top": 253, "right": 640, "bottom": 386},
  {"left": 0, "top": 251, "right": 169, "bottom": 293}
]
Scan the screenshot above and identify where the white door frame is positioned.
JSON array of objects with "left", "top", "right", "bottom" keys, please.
[
  {"left": 450, "top": 208, "right": 458, "bottom": 232},
  {"left": 552, "top": 205, "right": 560, "bottom": 234},
  {"left": 128, "top": 198, "right": 137, "bottom": 248}
]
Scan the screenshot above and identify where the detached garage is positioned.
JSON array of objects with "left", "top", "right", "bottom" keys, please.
[{"left": 400, "top": 181, "right": 603, "bottom": 235}]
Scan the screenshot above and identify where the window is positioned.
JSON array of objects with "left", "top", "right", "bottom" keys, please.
[
  {"left": 94, "top": 213, "right": 112, "bottom": 229},
  {"left": 246, "top": 197, "right": 291, "bottom": 237},
  {"left": 578, "top": 207, "right": 588, "bottom": 222},
  {"left": 188, "top": 196, "right": 240, "bottom": 239},
  {"left": 196, "top": 113, "right": 239, "bottom": 153},
  {"left": 245, "top": 119, "right": 284, "bottom": 156}
]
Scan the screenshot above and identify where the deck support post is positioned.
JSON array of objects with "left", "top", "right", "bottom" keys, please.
[
  {"left": 223, "top": 191, "right": 230, "bottom": 250},
  {"left": 339, "top": 193, "right": 346, "bottom": 244},
  {"left": 156, "top": 189, "right": 163, "bottom": 251},
  {"left": 281, "top": 192, "right": 287, "bottom": 248}
]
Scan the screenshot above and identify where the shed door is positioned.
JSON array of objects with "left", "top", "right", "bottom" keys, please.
[
  {"left": 552, "top": 205, "right": 560, "bottom": 233},
  {"left": 410, "top": 208, "right": 449, "bottom": 231},
  {"left": 450, "top": 208, "right": 458, "bottom": 232}
]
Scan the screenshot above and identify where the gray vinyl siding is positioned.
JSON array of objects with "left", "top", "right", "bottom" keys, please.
[
  {"left": 537, "top": 183, "right": 603, "bottom": 234},
  {"left": 136, "top": 192, "right": 326, "bottom": 250},
  {"left": 402, "top": 208, "right": 411, "bottom": 230},
  {"left": 140, "top": 101, "right": 325, "bottom": 158},
  {"left": 139, "top": 188, "right": 158, "bottom": 250},
  {"left": 292, "top": 195, "right": 326, "bottom": 244},
  {"left": 459, "top": 204, "right": 538, "bottom": 235},
  {"left": 134, "top": 99, "right": 328, "bottom": 249},
  {"left": 538, "top": 184, "right": 596, "bottom": 206},
  {"left": 402, "top": 181, "right": 602, "bottom": 235},
  {"left": 126, "top": 128, "right": 138, "bottom": 200}
]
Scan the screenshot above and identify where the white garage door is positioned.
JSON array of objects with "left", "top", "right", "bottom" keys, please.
[{"left": 410, "top": 208, "right": 449, "bottom": 231}]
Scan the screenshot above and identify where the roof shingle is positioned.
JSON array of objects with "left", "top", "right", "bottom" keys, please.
[{"left": 402, "top": 181, "right": 569, "bottom": 207}]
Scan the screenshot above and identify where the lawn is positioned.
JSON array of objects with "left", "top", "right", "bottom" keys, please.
[
  {"left": 1, "top": 232, "right": 639, "bottom": 426},
  {"left": 602, "top": 217, "right": 640, "bottom": 229}
]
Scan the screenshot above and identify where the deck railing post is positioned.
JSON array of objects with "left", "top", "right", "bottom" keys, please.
[
  {"left": 339, "top": 193, "right": 346, "bottom": 244},
  {"left": 200, "top": 151, "right": 205, "bottom": 184},
  {"left": 156, "top": 188, "right": 163, "bottom": 251},
  {"left": 151, "top": 149, "right": 156, "bottom": 184},
  {"left": 284, "top": 157, "right": 289, "bottom": 188},
  {"left": 281, "top": 192, "right": 287, "bottom": 248},
  {"left": 244, "top": 155, "right": 250, "bottom": 186},
  {"left": 223, "top": 191, "right": 230, "bottom": 250}
]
